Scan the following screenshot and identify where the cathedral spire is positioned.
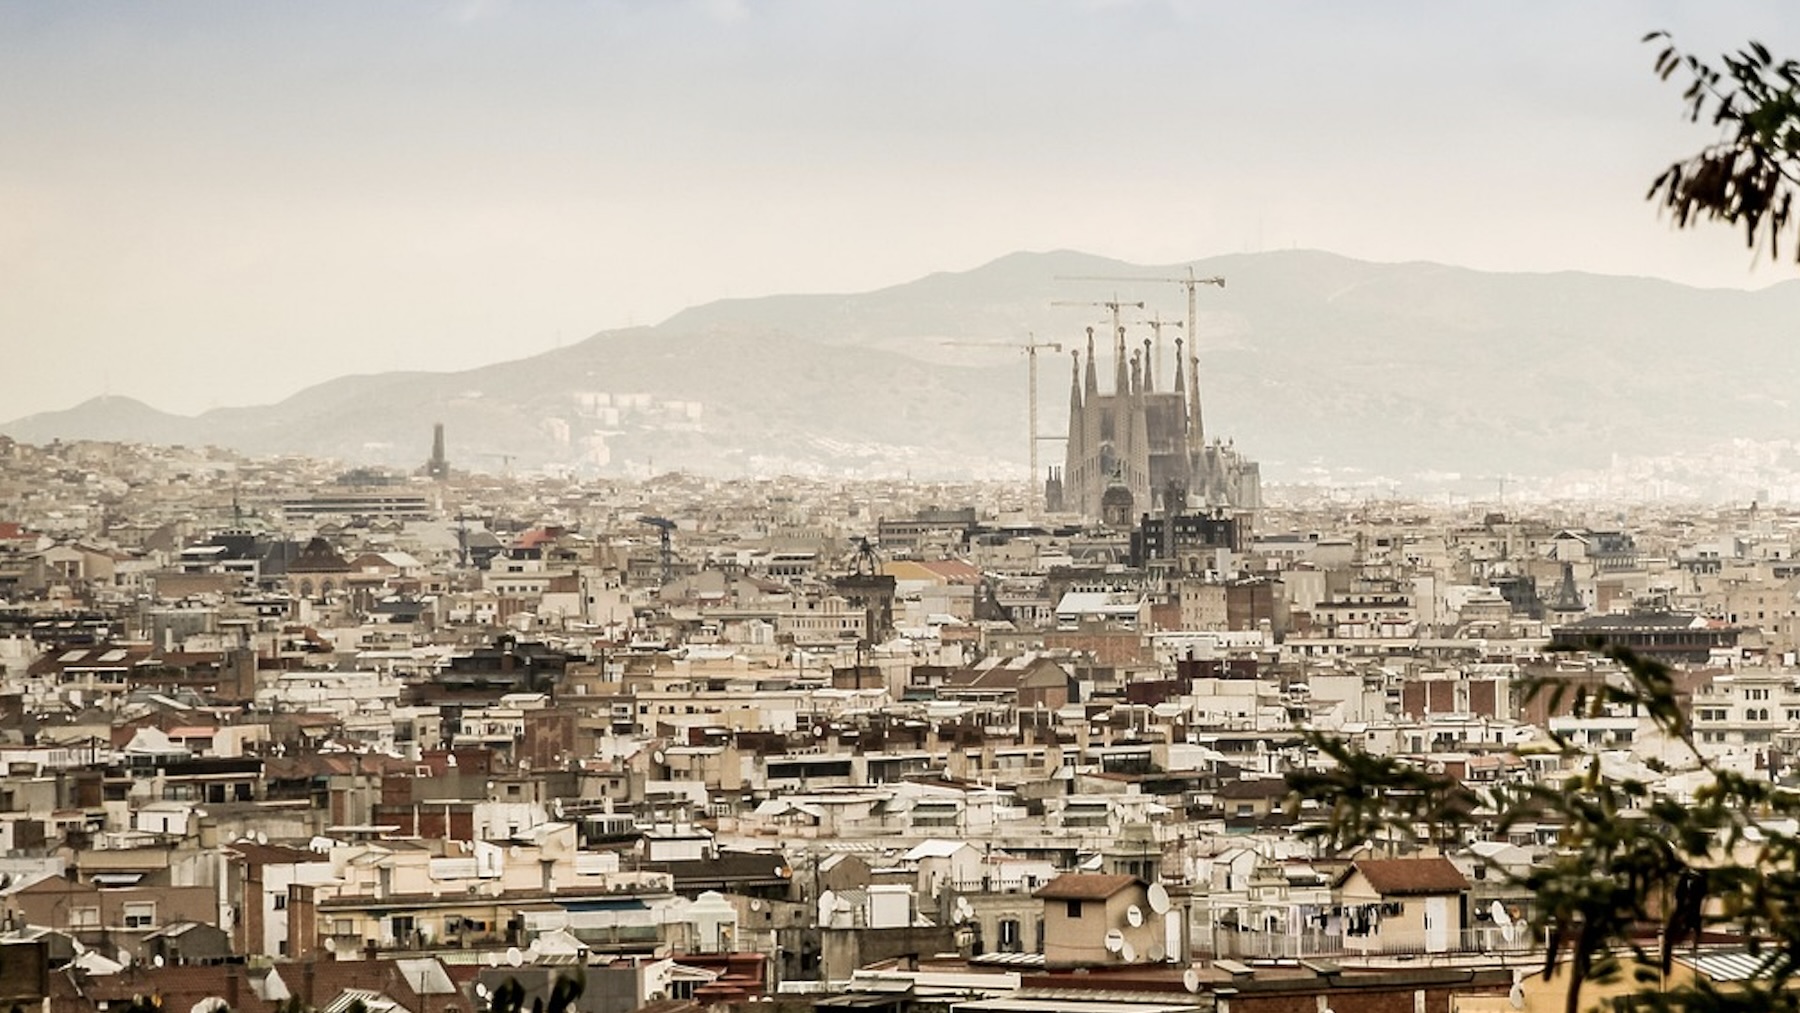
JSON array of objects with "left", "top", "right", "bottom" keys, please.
[
  {"left": 1084, "top": 327, "right": 1098, "bottom": 398},
  {"left": 1187, "top": 345, "right": 1204, "bottom": 446},
  {"left": 1142, "top": 337, "right": 1155, "bottom": 393},
  {"left": 1069, "top": 347, "right": 1083, "bottom": 412},
  {"left": 1173, "top": 337, "right": 1187, "bottom": 414},
  {"left": 1114, "top": 326, "right": 1129, "bottom": 396}
]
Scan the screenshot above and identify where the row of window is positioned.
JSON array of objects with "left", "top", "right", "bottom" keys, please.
[
  {"left": 60, "top": 903, "right": 154, "bottom": 929},
  {"left": 1694, "top": 707, "right": 1800, "bottom": 723}
]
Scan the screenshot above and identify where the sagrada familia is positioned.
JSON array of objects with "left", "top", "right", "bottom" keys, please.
[{"left": 1047, "top": 325, "right": 1261, "bottom": 524}]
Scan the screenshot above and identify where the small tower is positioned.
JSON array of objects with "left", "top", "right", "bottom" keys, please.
[
  {"left": 1045, "top": 467, "right": 1065, "bottom": 514},
  {"left": 1101, "top": 466, "right": 1135, "bottom": 530},
  {"left": 425, "top": 422, "right": 450, "bottom": 481}
]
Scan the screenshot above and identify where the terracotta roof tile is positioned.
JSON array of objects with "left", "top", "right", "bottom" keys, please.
[
  {"left": 1348, "top": 857, "right": 1470, "bottom": 896},
  {"left": 1032, "top": 873, "right": 1141, "bottom": 900}
]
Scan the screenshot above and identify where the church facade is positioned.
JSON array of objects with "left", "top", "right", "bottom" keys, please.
[{"left": 1051, "top": 325, "right": 1261, "bottom": 522}]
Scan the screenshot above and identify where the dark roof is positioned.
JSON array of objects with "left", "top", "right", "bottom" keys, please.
[
  {"left": 1033, "top": 873, "right": 1141, "bottom": 901},
  {"left": 1347, "top": 857, "right": 1469, "bottom": 896},
  {"left": 645, "top": 849, "right": 793, "bottom": 887},
  {"left": 1560, "top": 612, "right": 1702, "bottom": 631},
  {"left": 1218, "top": 778, "right": 1289, "bottom": 800},
  {"left": 228, "top": 840, "right": 322, "bottom": 865}
]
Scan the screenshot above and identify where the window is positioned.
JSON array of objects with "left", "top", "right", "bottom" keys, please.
[
  {"left": 71, "top": 907, "right": 99, "bottom": 928},
  {"left": 999, "top": 918, "right": 1023, "bottom": 953},
  {"left": 273, "top": 893, "right": 287, "bottom": 910},
  {"left": 123, "top": 902, "right": 156, "bottom": 929},
  {"left": 1066, "top": 900, "right": 1083, "bottom": 918}
]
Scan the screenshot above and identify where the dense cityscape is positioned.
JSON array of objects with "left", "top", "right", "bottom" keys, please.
[
  {"left": 2, "top": 396, "right": 1797, "bottom": 1013},
  {"left": 10, "top": 5, "right": 1800, "bottom": 1013}
]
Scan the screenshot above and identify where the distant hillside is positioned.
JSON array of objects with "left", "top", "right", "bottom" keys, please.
[
  {"left": 8, "top": 249, "right": 1800, "bottom": 486},
  {"left": 4, "top": 396, "right": 207, "bottom": 446}
]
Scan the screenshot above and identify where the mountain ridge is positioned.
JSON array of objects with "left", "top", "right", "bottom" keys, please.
[{"left": 8, "top": 249, "right": 1800, "bottom": 488}]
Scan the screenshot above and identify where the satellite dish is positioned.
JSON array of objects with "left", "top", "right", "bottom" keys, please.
[
  {"left": 1104, "top": 929, "right": 1125, "bottom": 953},
  {"left": 1491, "top": 900, "right": 1512, "bottom": 927},
  {"left": 652, "top": 750, "right": 666, "bottom": 764},
  {"left": 750, "top": 899, "right": 763, "bottom": 912},
  {"left": 1126, "top": 904, "right": 1144, "bottom": 927},
  {"left": 813, "top": 725, "right": 826, "bottom": 738},
  {"left": 256, "top": 830, "right": 268, "bottom": 845},
  {"left": 1183, "top": 969, "right": 1201, "bottom": 994},
  {"left": 506, "top": 946, "right": 523, "bottom": 967},
  {"left": 475, "top": 984, "right": 490, "bottom": 1000},
  {"left": 1120, "top": 941, "right": 1138, "bottom": 963},
  {"left": 1148, "top": 883, "right": 1171, "bottom": 914},
  {"left": 1148, "top": 942, "right": 1167, "bottom": 962},
  {"left": 153, "top": 955, "right": 165, "bottom": 968},
  {"left": 118, "top": 948, "right": 133, "bottom": 966}
]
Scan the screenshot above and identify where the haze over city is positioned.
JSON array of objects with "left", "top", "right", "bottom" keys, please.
[
  {"left": 18, "top": 4, "right": 1800, "bottom": 1009},
  {"left": 5, "top": 1, "right": 1799, "bottom": 422}
]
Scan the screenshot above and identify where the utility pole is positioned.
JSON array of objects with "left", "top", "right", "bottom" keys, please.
[{"left": 942, "top": 337, "right": 1064, "bottom": 517}]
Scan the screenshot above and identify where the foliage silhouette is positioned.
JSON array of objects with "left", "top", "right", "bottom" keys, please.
[
  {"left": 484, "top": 972, "right": 584, "bottom": 1013},
  {"left": 1646, "top": 32, "right": 1800, "bottom": 264},
  {"left": 1288, "top": 643, "right": 1800, "bottom": 1013}
]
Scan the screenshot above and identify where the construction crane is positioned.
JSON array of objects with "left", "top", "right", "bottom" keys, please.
[
  {"left": 1058, "top": 266, "right": 1223, "bottom": 331},
  {"left": 941, "top": 336, "right": 1064, "bottom": 516},
  {"left": 637, "top": 515, "right": 675, "bottom": 585},
  {"left": 1057, "top": 267, "right": 1225, "bottom": 434},
  {"left": 1049, "top": 297, "right": 1144, "bottom": 340}
]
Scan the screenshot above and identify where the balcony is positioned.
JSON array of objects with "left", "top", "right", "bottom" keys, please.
[{"left": 1197, "top": 926, "right": 1533, "bottom": 960}]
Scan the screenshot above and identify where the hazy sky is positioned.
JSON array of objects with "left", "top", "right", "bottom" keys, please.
[{"left": 3, "top": 1, "right": 1796, "bottom": 418}]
